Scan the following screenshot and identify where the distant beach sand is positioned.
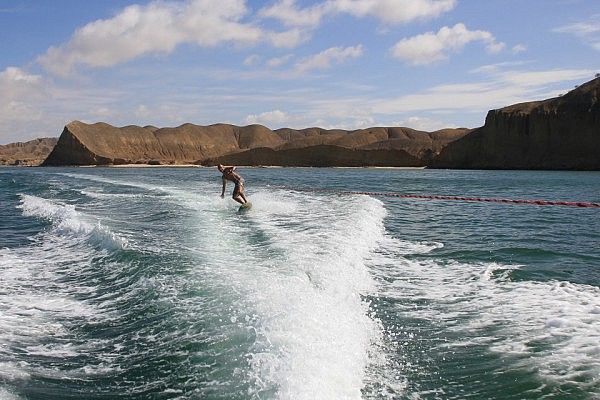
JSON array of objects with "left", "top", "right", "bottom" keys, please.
[{"left": 97, "top": 164, "right": 426, "bottom": 169}]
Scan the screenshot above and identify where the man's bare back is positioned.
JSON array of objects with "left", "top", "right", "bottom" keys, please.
[{"left": 217, "top": 164, "right": 248, "bottom": 205}]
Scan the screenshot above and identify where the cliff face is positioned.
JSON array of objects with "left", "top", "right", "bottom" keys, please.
[
  {"left": 0, "top": 138, "right": 58, "bottom": 166},
  {"left": 433, "top": 77, "right": 600, "bottom": 170},
  {"left": 42, "top": 120, "right": 469, "bottom": 167},
  {"left": 43, "top": 121, "right": 286, "bottom": 166},
  {"left": 205, "top": 145, "right": 424, "bottom": 167}
]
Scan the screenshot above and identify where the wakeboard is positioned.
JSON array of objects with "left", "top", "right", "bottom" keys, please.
[{"left": 238, "top": 202, "right": 252, "bottom": 212}]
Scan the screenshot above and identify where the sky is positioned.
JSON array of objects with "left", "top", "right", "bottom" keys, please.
[{"left": 1, "top": 0, "right": 599, "bottom": 144}]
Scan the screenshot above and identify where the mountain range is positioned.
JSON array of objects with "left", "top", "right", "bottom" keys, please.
[{"left": 2, "top": 76, "right": 598, "bottom": 170}]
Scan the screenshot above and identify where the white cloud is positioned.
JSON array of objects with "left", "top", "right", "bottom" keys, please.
[
  {"left": 290, "top": 97, "right": 378, "bottom": 129},
  {"left": 259, "top": 0, "right": 327, "bottom": 28},
  {"left": 395, "top": 116, "right": 457, "bottom": 131},
  {"left": 390, "top": 23, "right": 505, "bottom": 65},
  {"left": 244, "top": 104, "right": 377, "bottom": 130},
  {"left": 245, "top": 109, "right": 292, "bottom": 127},
  {"left": 486, "top": 41, "right": 506, "bottom": 54},
  {"left": 0, "top": 67, "right": 42, "bottom": 85},
  {"left": 498, "top": 69, "right": 595, "bottom": 87},
  {"left": 37, "top": 0, "right": 301, "bottom": 76},
  {"left": 469, "top": 61, "right": 531, "bottom": 75},
  {"left": 243, "top": 54, "right": 261, "bottom": 66},
  {"left": 135, "top": 105, "right": 151, "bottom": 118},
  {"left": 328, "top": 0, "right": 456, "bottom": 25},
  {"left": 554, "top": 15, "right": 600, "bottom": 51},
  {"left": 372, "top": 67, "right": 596, "bottom": 114},
  {"left": 260, "top": 0, "right": 456, "bottom": 27},
  {"left": 265, "top": 28, "right": 308, "bottom": 48},
  {"left": 90, "top": 107, "right": 114, "bottom": 118},
  {"left": 512, "top": 44, "right": 527, "bottom": 54},
  {"left": 0, "top": 67, "right": 50, "bottom": 142},
  {"left": 319, "top": 116, "right": 376, "bottom": 130},
  {"left": 267, "top": 54, "right": 294, "bottom": 68},
  {"left": 294, "top": 45, "right": 363, "bottom": 73},
  {"left": 0, "top": 67, "right": 46, "bottom": 119}
]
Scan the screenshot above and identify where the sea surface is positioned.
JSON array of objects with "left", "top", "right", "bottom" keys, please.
[{"left": 0, "top": 167, "right": 599, "bottom": 400}]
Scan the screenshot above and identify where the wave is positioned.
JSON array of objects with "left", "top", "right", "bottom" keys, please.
[
  {"left": 483, "top": 278, "right": 600, "bottom": 389},
  {"left": 0, "top": 246, "right": 99, "bottom": 390},
  {"left": 148, "top": 183, "right": 396, "bottom": 397},
  {"left": 58, "top": 172, "right": 169, "bottom": 194},
  {"left": 18, "top": 194, "right": 126, "bottom": 250},
  {"left": 370, "top": 241, "right": 600, "bottom": 395},
  {"left": 181, "top": 187, "right": 393, "bottom": 399},
  {"left": 0, "top": 387, "right": 24, "bottom": 400},
  {"left": 79, "top": 189, "right": 154, "bottom": 200}
]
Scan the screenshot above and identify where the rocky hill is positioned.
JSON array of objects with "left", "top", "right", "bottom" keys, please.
[
  {"left": 42, "top": 121, "right": 469, "bottom": 167},
  {"left": 0, "top": 138, "right": 58, "bottom": 166},
  {"left": 432, "top": 77, "right": 600, "bottom": 170}
]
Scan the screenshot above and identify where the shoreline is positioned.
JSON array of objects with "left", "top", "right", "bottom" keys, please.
[{"left": 95, "top": 164, "right": 427, "bottom": 169}]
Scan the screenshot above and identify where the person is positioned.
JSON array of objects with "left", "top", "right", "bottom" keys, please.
[{"left": 217, "top": 164, "right": 248, "bottom": 205}]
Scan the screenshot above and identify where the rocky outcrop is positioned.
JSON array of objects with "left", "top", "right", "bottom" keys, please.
[
  {"left": 204, "top": 145, "right": 424, "bottom": 167},
  {"left": 433, "top": 77, "right": 600, "bottom": 170},
  {"left": 42, "top": 120, "right": 469, "bottom": 167},
  {"left": 0, "top": 138, "right": 58, "bottom": 166},
  {"left": 43, "top": 121, "right": 286, "bottom": 166},
  {"left": 207, "top": 127, "right": 467, "bottom": 167}
]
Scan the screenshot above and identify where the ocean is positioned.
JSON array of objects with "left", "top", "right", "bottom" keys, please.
[{"left": 0, "top": 167, "right": 599, "bottom": 400}]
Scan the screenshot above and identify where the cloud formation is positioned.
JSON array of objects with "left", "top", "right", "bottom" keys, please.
[
  {"left": 259, "top": 0, "right": 327, "bottom": 28},
  {"left": 245, "top": 109, "right": 291, "bottom": 126},
  {"left": 554, "top": 15, "right": 600, "bottom": 51},
  {"left": 36, "top": 0, "right": 458, "bottom": 76},
  {"left": 38, "top": 0, "right": 301, "bottom": 76},
  {"left": 294, "top": 45, "right": 364, "bottom": 73},
  {"left": 0, "top": 67, "right": 53, "bottom": 142},
  {"left": 390, "top": 23, "right": 505, "bottom": 65},
  {"left": 267, "top": 54, "right": 295, "bottom": 68},
  {"left": 259, "top": 0, "right": 456, "bottom": 27},
  {"left": 0, "top": 68, "right": 45, "bottom": 116},
  {"left": 373, "top": 67, "right": 596, "bottom": 114},
  {"left": 512, "top": 44, "right": 527, "bottom": 54},
  {"left": 395, "top": 116, "right": 457, "bottom": 131}
]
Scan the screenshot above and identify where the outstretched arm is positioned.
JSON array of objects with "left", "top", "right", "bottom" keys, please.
[{"left": 221, "top": 178, "right": 226, "bottom": 198}]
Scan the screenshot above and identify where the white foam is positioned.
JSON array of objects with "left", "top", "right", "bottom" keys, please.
[
  {"left": 82, "top": 364, "right": 123, "bottom": 376},
  {"left": 18, "top": 194, "right": 126, "bottom": 249},
  {"left": 0, "top": 247, "right": 101, "bottom": 387},
  {"left": 79, "top": 189, "right": 153, "bottom": 199},
  {"left": 370, "top": 242, "right": 600, "bottom": 391},
  {"left": 58, "top": 172, "right": 169, "bottom": 193},
  {"left": 375, "top": 235, "right": 443, "bottom": 256},
  {"left": 0, "top": 362, "right": 30, "bottom": 381},
  {"left": 485, "top": 281, "right": 600, "bottom": 386},
  {"left": 182, "top": 187, "right": 393, "bottom": 399},
  {"left": 0, "top": 387, "right": 24, "bottom": 400}
]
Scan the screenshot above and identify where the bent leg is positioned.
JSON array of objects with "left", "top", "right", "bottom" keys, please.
[
  {"left": 239, "top": 186, "right": 248, "bottom": 203},
  {"left": 232, "top": 185, "right": 246, "bottom": 204}
]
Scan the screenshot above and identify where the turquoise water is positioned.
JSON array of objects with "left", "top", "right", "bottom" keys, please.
[{"left": 0, "top": 167, "right": 599, "bottom": 399}]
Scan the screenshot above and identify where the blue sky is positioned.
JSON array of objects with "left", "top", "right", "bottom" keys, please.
[{"left": 1, "top": 0, "right": 599, "bottom": 143}]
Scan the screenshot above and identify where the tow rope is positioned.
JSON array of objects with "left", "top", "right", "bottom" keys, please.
[
  {"left": 347, "top": 191, "right": 600, "bottom": 208},
  {"left": 289, "top": 188, "right": 600, "bottom": 208}
]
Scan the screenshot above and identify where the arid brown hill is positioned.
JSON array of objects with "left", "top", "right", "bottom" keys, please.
[
  {"left": 433, "top": 76, "right": 600, "bottom": 170},
  {"left": 42, "top": 120, "right": 469, "bottom": 167},
  {"left": 0, "top": 138, "right": 58, "bottom": 166},
  {"left": 207, "top": 127, "right": 468, "bottom": 167}
]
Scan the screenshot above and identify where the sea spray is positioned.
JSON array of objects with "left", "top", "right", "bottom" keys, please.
[
  {"left": 18, "top": 194, "right": 127, "bottom": 250},
  {"left": 1, "top": 167, "right": 599, "bottom": 399}
]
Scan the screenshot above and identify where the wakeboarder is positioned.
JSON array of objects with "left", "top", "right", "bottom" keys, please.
[{"left": 218, "top": 164, "right": 249, "bottom": 205}]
